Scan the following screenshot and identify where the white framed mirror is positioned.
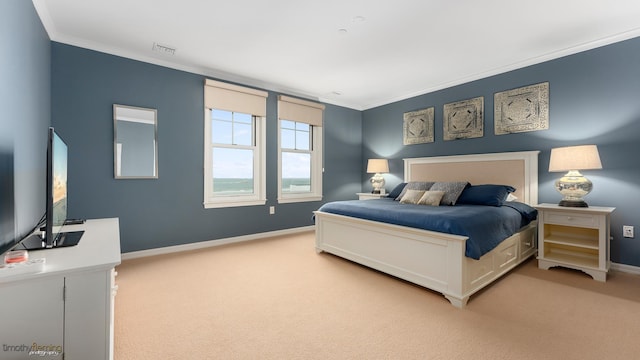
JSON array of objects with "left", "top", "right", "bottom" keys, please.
[{"left": 113, "top": 104, "right": 158, "bottom": 179}]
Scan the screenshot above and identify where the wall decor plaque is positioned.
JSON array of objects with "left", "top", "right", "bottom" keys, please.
[
  {"left": 494, "top": 82, "right": 549, "bottom": 135},
  {"left": 443, "top": 96, "right": 484, "bottom": 141},
  {"left": 403, "top": 107, "right": 434, "bottom": 145}
]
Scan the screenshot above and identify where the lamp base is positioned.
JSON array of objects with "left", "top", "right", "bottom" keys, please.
[
  {"left": 555, "top": 170, "right": 592, "bottom": 208},
  {"left": 370, "top": 173, "right": 385, "bottom": 195},
  {"left": 558, "top": 199, "right": 589, "bottom": 208}
]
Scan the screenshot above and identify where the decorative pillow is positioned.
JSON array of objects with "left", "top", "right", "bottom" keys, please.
[
  {"left": 399, "top": 189, "right": 426, "bottom": 204},
  {"left": 417, "top": 190, "right": 446, "bottom": 206},
  {"left": 387, "top": 183, "right": 407, "bottom": 199},
  {"left": 429, "top": 181, "right": 469, "bottom": 205},
  {"left": 457, "top": 184, "right": 517, "bottom": 207},
  {"left": 506, "top": 193, "right": 518, "bottom": 202},
  {"left": 395, "top": 181, "right": 435, "bottom": 201}
]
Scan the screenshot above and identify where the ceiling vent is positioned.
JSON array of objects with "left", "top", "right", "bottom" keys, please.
[{"left": 152, "top": 42, "right": 176, "bottom": 56}]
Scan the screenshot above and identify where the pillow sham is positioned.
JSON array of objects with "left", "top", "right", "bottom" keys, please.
[
  {"left": 429, "top": 181, "right": 469, "bottom": 205},
  {"left": 387, "top": 182, "right": 407, "bottom": 199},
  {"left": 417, "top": 190, "right": 446, "bottom": 206},
  {"left": 399, "top": 189, "right": 426, "bottom": 204},
  {"left": 395, "top": 181, "right": 435, "bottom": 201},
  {"left": 457, "top": 184, "right": 516, "bottom": 207}
]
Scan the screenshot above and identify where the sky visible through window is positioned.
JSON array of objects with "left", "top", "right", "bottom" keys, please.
[{"left": 211, "top": 110, "right": 309, "bottom": 180}]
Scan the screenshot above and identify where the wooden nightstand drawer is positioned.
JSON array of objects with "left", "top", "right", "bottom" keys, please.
[{"left": 544, "top": 211, "right": 598, "bottom": 228}]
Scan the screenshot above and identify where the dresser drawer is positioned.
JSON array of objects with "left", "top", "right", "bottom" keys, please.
[{"left": 544, "top": 211, "right": 599, "bottom": 228}]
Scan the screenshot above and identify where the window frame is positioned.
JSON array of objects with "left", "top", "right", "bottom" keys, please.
[
  {"left": 203, "top": 80, "right": 267, "bottom": 209},
  {"left": 277, "top": 96, "right": 324, "bottom": 204}
]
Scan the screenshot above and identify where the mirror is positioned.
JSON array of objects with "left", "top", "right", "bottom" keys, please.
[{"left": 114, "top": 104, "right": 158, "bottom": 179}]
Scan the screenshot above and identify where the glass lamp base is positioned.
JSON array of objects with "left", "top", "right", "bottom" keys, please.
[
  {"left": 370, "top": 173, "right": 385, "bottom": 194},
  {"left": 555, "top": 170, "right": 592, "bottom": 208}
]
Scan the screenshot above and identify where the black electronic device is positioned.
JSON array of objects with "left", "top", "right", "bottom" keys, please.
[
  {"left": 17, "top": 128, "right": 83, "bottom": 251},
  {"left": 0, "top": 149, "right": 16, "bottom": 256},
  {"left": 64, "top": 219, "right": 85, "bottom": 225}
]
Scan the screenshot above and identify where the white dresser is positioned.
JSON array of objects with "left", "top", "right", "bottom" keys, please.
[{"left": 0, "top": 218, "right": 121, "bottom": 360}]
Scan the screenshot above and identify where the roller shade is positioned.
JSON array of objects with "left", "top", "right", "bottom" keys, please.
[
  {"left": 205, "top": 79, "right": 268, "bottom": 117},
  {"left": 278, "top": 95, "right": 324, "bottom": 127}
]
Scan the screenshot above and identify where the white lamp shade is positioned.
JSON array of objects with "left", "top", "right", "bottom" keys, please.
[
  {"left": 549, "top": 145, "right": 602, "bottom": 172},
  {"left": 367, "top": 159, "right": 389, "bottom": 173}
]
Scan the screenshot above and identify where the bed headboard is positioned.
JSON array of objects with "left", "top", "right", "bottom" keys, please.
[{"left": 403, "top": 151, "right": 540, "bottom": 205}]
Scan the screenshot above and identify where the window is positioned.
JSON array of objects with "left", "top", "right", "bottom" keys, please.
[
  {"left": 277, "top": 95, "right": 324, "bottom": 203},
  {"left": 281, "top": 120, "right": 311, "bottom": 193},
  {"left": 204, "top": 80, "right": 267, "bottom": 208}
]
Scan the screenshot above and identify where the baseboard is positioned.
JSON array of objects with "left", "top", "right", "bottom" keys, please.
[
  {"left": 121, "top": 226, "right": 315, "bottom": 261},
  {"left": 122, "top": 234, "right": 640, "bottom": 274},
  {"left": 610, "top": 262, "right": 640, "bottom": 275}
]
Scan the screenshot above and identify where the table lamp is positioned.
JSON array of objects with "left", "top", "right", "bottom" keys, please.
[
  {"left": 367, "top": 159, "right": 389, "bottom": 194},
  {"left": 548, "top": 145, "right": 602, "bottom": 207}
]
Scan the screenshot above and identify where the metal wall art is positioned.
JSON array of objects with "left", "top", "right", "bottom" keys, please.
[
  {"left": 403, "top": 107, "right": 434, "bottom": 145},
  {"left": 443, "top": 96, "right": 484, "bottom": 141},
  {"left": 494, "top": 82, "right": 549, "bottom": 135}
]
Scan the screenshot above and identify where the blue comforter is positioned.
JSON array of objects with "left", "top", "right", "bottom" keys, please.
[{"left": 316, "top": 199, "right": 537, "bottom": 260}]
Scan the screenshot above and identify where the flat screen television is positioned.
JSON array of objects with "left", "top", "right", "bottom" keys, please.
[
  {"left": 17, "top": 128, "right": 83, "bottom": 251},
  {"left": 0, "top": 148, "right": 16, "bottom": 256}
]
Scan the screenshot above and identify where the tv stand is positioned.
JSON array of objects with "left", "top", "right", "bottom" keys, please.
[
  {"left": 0, "top": 218, "right": 121, "bottom": 360},
  {"left": 19, "top": 230, "right": 84, "bottom": 251}
]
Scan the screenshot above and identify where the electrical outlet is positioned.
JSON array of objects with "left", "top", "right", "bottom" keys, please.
[
  {"left": 269, "top": 206, "right": 275, "bottom": 215},
  {"left": 623, "top": 225, "right": 634, "bottom": 238}
]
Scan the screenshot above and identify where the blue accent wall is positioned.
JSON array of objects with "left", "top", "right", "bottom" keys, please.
[
  {"left": 363, "top": 37, "right": 640, "bottom": 266},
  {"left": 51, "top": 43, "right": 362, "bottom": 253},
  {"left": 7, "top": 2, "right": 639, "bottom": 267},
  {"left": 0, "top": 0, "right": 51, "bottom": 251}
]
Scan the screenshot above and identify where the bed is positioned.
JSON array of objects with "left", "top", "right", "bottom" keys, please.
[{"left": 314, "top": 151, "right": 540, "bottom": 308}]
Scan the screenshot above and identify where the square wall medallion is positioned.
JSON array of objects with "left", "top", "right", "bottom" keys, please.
[
  {"left": 403, "top": 107, "right": 434, "bottom": 145},
  {"left": 443, "top": 96, "right": 484, "bottom": 141},
  {"left": 494, "top": 82, "right": 549, "bottom": 135}
]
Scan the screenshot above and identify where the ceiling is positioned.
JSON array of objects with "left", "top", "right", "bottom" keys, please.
[{"left": 33, "top": 0, "right": 640, "bottom": 110}]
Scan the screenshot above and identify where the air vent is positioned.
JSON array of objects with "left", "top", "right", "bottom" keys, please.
[{"left": 152, "top": 42, "right": 176, "bottom": 56}]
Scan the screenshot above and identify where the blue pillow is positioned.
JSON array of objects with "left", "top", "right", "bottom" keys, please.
[
  {"left": 387, "top": 182, "right": 407, "bottom": 199},
  {"left": 457, "top": 184, "right": 516, "bottom": 207}
]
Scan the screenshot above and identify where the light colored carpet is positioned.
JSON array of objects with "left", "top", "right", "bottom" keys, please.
[{"left": 114, "top": 231, "right": 640, "bottom": 360}]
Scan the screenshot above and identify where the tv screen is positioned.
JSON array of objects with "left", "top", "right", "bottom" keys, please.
[
  {"left": 17, "top": 128, "right": 83, "bottom": 251},
  {"left": 0, "top": 149, "right": 16, "bottom": 256},
  {"left": 47, "top": 127, "right": 68, "bottom": 247}
]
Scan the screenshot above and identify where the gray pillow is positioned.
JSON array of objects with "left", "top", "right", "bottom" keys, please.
[{"left": 429, "top": 181, "right": 469, "bottom": 205}]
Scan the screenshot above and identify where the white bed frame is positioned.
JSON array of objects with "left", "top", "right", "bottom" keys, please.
[{"left": 314, "top": 151, "right": 540, "bottom": 308}]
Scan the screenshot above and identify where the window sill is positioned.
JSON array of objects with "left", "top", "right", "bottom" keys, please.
[
  {"left": 277, "top": 195, "right": 322, "bottom": 204},
  {"left": 204, "top": 199, "right": 267, "bottom": 209}
]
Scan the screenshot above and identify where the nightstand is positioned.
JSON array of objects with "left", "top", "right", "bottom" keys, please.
[
  {"left": 356, "top": 192, "right": 388, "bottom": 200},
  {"left": 535, "top": 203, "right": 615, "bottom": 281}
]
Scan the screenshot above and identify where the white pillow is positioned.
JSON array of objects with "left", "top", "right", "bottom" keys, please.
[
  {"left": 418, "top": 191, "right": 445, "bottom": 206},
  {"left": 399, "top": 189, "right": 426, "bottom": 204}
]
